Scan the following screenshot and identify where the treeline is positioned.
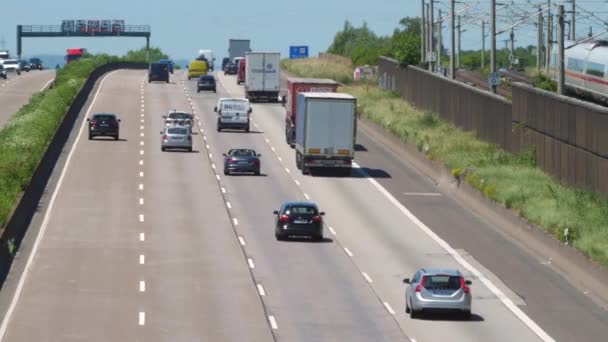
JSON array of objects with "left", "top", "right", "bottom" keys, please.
[{"left": 327, "top": 18, "right": 422, "bottom": 67}]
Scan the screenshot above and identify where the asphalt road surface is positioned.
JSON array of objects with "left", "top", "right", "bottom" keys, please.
[
  {"left": 0, "top": 70, "right": 55, "bottom": 128},
  {"left": 0, "top": 68, "right": 606, "bottom": 341}
]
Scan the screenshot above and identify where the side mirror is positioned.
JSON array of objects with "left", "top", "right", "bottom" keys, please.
[
  {"left": 319, "top": 212, "right": 325, "bottom": 216},
  {"left": 257, "top": 154, "right": 262, "bottom": 157},
  {"left": 273, "top": 210, "right": 279, "bottom": 215},
  {"left": 403, "top": 278, "right": 410, "bottom": 284},
  {"left": 214, "top": 107, "right": 218, "bottom": 112},
  {"left": 222, "top": 153, "right": 227, "bottom": 157},
  {"left": 86, "top": 118, "right": 90, "bottom": 121},
  {"left": 118, "top": 119, "right": 121, "bottom": 122},
  {"left": 162, "top": 115, "right": 167, "bottom": 118},
  {"left": 160, "top": 131, "right": 164, "bottom": 134},
  {"left": 248, "top": 108, "right": 253, "bottom": 114},
  {"left": 465, "top": 280, "right": 472, "bottom": 286}
]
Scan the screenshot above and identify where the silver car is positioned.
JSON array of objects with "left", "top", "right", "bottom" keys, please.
[
  {"left": 403, "top": 268, "right": 472, "bottom": 319},
  {"left": 160, "top": 126, "right": 192, "bottom": 152},
  {"left": 163, "top": 110, "right": 193, "bottom": 129}
]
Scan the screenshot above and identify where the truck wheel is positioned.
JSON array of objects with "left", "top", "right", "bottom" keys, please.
[
  {"left": 296, "top": 152, "right": 302, "bottom": 170},
  {"left": 302, "top": 166, "right": 310, "bottom": 175}
]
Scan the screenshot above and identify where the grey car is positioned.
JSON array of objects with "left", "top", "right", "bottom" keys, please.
[
  {"left": 403, "top": 268, "right": 472, "bottom": 319},
  {"left": 223, "top": 149, "right": 261, "bottom": 175},
  {"left": 160, "top": 126, "right": 192, "bottom": 152}
]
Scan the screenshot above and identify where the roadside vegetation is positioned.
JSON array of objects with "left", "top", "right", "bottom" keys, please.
[
  {"left": 0, "top": 48, "right": 169, "bottom": 233},
  {"left": 284, "top": 55, "right": 608, "bottom": 266},
  {"left": 281, "top": 56, "right": 353, "bottom": 84}
]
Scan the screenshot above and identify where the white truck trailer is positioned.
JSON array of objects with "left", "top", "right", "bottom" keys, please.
[
  {"left": 245, "top": 52, "right": 280, "bottom": 102},
  {"left": 295, "top": 92, "right": 357, "bottom": 175}
]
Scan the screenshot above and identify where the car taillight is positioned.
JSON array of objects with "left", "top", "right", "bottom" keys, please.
[
  {"left": 162, "top": 134, "right": 168, "bottom": 140},
  {"left": 415, "top": 276, "right": 425, "bottom": 292},
  {"left": 460, "top": 277, "right": 470, "bottom": 294},
  {"left": 250, "top": 159, "right": 259, "bottom": 165},
  {"left": 279, "top": 215, "right": 289, "bottom": 223},
  {"left": 228, "top": 157, "right": 236, "bottom": 163},
  {"left": 311, "top": 216, "right": 322, "bottom": 222},
  {"left": 90, "top": 120, "right": 98, "bottom": 125}
]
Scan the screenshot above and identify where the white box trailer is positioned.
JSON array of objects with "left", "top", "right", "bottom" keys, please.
[
  {"left": 295, "top": 92, "right": 357, "bottom": 175},
  {"left": 245, "top": 52, "right": 280, "bottom": 102},
  {"left": 197, "top": 49, "right": 215, "bottom": 70}
]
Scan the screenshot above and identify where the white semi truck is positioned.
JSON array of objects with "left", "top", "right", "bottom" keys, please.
[
  {"left": 245, "top": 52, "right": 280, "bottom": 102},
  {"left": 295, "top": 92, "right": 357, "bottom": 175}
]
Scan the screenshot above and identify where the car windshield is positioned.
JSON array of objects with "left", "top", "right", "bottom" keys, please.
[
  {"left": 167, "top": 127, "right": 189, "bottom": 135},
  {"left": 220, "top": 100, "right": 248, "bottom": 112},
  {"left": 423, "top": 275, "right": 461, "bottom": 290},
  {"left": 168, "top": 112, "right": 191, "bottom": 120},
  {"left": 30, "top": 58, "right": 41, "bottom": 63},
  {"left": 229, "top": 149, "right": 256, "bottom": 157},
  {"left": 200, "top": 76, "right": 214, "bottom": 81},
  {"left": 93, "top": 115, "right": 115, "bottom": 121},
  {"left": 284, "top": 206, "right": 317, "bottom": 215}
]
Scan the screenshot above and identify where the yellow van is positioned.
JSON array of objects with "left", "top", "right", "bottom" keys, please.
[{"left": 187, "top": 60, "right": 208, "bottom": 79}]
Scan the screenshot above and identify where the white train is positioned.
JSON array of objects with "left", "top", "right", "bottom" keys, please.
[{"left": 549, "top": 40, "right": 608, "bottom": 101}]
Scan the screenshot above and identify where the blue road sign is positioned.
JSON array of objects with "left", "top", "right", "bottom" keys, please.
[{"left": 289, "top": 46, "right": 309, "bottom": 59}]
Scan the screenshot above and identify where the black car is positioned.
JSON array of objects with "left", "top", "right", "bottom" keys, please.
[
  {"left": 224, "top": 62, "right": 238, "bottom": 75},
  {"left": 221, "top": 57, "right": 230, "bottom": 71},
  {"left": 0, "top": 65, "right": 6, "bottom": 80},
  {"left": 197, "top": 75, "right": 216, "bottom": 93},
  {"left": 87, "top": 113, "right": 121, "bottom": 140},
  {"left": 29, "top": 58, "right": 43, "bottom": 70},
  {"left": 273, "top": 202, "right": 325, "bottom": 241},
  {"left": 18, "top": 60, "right": 31, "bottom": 72},
  {"left": 223, "top": 149, "right": 261, "bottom": 175},
  {"left": 148, "top": 63, "right": 169, "bottom": 83}
]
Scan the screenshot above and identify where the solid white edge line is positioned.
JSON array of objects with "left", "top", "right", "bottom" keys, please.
[
  {"left": 328, "top": 226, "right": 337, "bottom": 235},
  {"left": 139, "top": 254, "right": 145, "bottom": 265},
  {"left": 344, "top": 247, "right": 353, "bottom": 257},
  {"left": 0, "top": 70, "right": 122, "bottom": 340},
  {"left": 268, "top": 315, "right": 278, "bottom": 330},
  {"left": 353, "top": 162, "right": 555, "bottom": 342},
  {"left": 138, "top": 312, "right": 145, "bottom": 326},
  {"left": 238, "top": 236, "right": 246, "bottom": 246},
  {"left": 383, "top": 302, "right": 396, "bottom": 315},
  {"left": 247, "top": 258, "right": 255, "bottom": 269},
  {"left": 139, "top": 281, "right": 146, "bottom": 292},
  {"left": 257, "top": 284, "right": 266, "bottom": 296},
  {"left": 362, "top": 272, "right": 373, "bottom": 283}
]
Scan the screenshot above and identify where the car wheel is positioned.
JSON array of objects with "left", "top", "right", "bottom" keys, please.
[
  {"left": 88, "top": 134, "right": 92, "bottom": 140},
  {"left": 409, "top": 300, "right": 419, "bottom": 319},
  {"left": 114, "top": 135, "right": 119, "bottom": 141},
  {"left": 405, "top": 302, "right": 411, "bottom": 314},
  {"left": 245, "top": 125, "right": 250, "bottom": 133},
  {"left": 166, "top": 80, "right": 169, "bottom": 83},
  {"left": 462, "top": 310, "right": 471, "bottom": 320},
  {"left": 275, "top": 232, "right": 285, "bottom": 241},
  {"left": 314, "top": 234, "right": 323, "bottom": 242},
  {"left": 197, "top": 89, "right": 200, "bottom": 93},
  {"left": 302, "top": 166, "right": 310, "bottom": 175},
  {"left": 254, "top": 170, "right": 260, "bottom": 176},
  {"left": 217, "top": 126, "right": 222, "bottom": 132},
  {"left": 188, "top": 147, "right": 192, "bottom": 152},
  {"left": 161, "top": 146, "right": 166, "bottom": 152},
  {"left": 223, "top": 170, "right": 229, "bottom": 175}
]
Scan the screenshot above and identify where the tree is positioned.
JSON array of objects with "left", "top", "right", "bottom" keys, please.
[{"left": 123, "top": 47, "right": 169, "bottom": 62}]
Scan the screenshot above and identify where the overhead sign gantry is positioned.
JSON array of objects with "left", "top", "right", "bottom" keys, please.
[{"left": 17, "top": 20, "right": 151, "bottom": 61}]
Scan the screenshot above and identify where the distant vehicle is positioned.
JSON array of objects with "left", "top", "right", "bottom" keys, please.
[
  {"left": 163, "top": 110, "right": 193, "bottom": 128},
  {"left": 197, "top": 50, "right": 215, "bottom": 71},
  {"left": 65, "top": 48, "right": 85, "bottom": 64},
  {"left": 0, "top": 50, "right": 9, "bottom": 60},
  {"left": 148, "top": 63, "right": 170, "bottom": 83},
  {"left": 228, "top": 39, "right": 251, "bottom": 61},
  {"left": 160, "top": 126, "right": 192, "bottom": 152},
  {"left": 224, "top": 62, "right": 238, "bottom": 75},
  {"left": 18, "top": 60, "right": 31, "bottom": 72},
  {"left": 214, "top": 97, "right": 251, "bottom": 132},
  {"left": 245, "top": 52, "right": 280, "bottom": 102},
  {"left": 157, "top": 59, "right": 174, "bottom": 74},
  {"left": 284, "top": 78, "right": 339, "bottom": 147},
  {"left": 28, "top": 58, "right": 43, "bottom": 70},
  {"left": 1, "top": 59, "right": 21, "bottom": 75},
  {"left": 0, "top": 65, "right": 7, "bottom": 79},
  {"left": 403, "top": 268, "right": 473, "bottom": 319},
  {"left": 233, "top": 56, "right": 245, "bottom": 67},
  {"left": 221, "top": 57, "right": 230, "bottom": 71},
  {"left": 237, "top": 58, "right": 246, "bottom": 85},
  {"left": 273, "top": 202, "right": 325, "bottom": 241},
  {"left": 87, "top": 113, "right": 121, "bottom": 140},
  {"left": 295, "top": 93, "right": 357, "bottom": 175},
  {"left": 187, "top": 60, "right": 208, "bottom": 80},
  {"left": 222, "top": 149, "right": 261, "bottom": 175},
  {"left": 197, "top": 75, "right": 216, "bottom": 93}
]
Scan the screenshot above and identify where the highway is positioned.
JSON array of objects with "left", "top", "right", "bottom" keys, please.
[
  {"left": 0, "top": 70, "right": 55, "bottom": 128},
  {"left": 0, "top": 68, "right": 605, "bottom": 341}
]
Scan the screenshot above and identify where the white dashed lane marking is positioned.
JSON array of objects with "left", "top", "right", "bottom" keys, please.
[
  {"left": 257, "top": 284, "right": 266, "bottom": 296},
  {"left": 268, "top": 315, "right": 278, "bottom": 330},
  {"left": 328, "top": 226, "right": 337, "bottom": 235},
  {"left": 139, "top": 281, "right": 146, "bottom": 292},
  {"left": 383, "top": 302, "right": 396, "bottom": 315},
  {"left": 139, "top": 184, "right": 144, "bottom": 190},
  {"left": 238, "top": 236, "right": 246, "bottom": 246},
  {"left": 233, "top": 218, "right": 239, "bottom": 226},
  {"left": 139, "top": 160, "right": 144, "bottom": 166},
  {"left": 139, "top": 214, "right": 144, "bottom": 223},
  {"left": 139, "top": 255, "right": 145, "bottom": 265},
  {"left": 303, "top": 193, "right": 310, "bottom": 200},
  {"left": 247, "top": 258, "right": 255, "bottom": 269},
  {"left": 344, "top": 247, "right": 353, "bottom": 257},
  {"left": 138, "top": 312, "right": 145, "bottom": 326},
  {"left": 226, "top": 201, "right": 232, "bottom": 209},
  {"left": 139, "top": 233, "right": 145, "bottom": 242},
  {"left": 362, "top": 272, "right": 373, "bottom": 283},
  {"left": 221, "top": 187, "right": 226, "bottom": 194}
]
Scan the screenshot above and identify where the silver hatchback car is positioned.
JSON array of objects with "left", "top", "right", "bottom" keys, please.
[
  {"left": 160, "top": 126, "right": 192, "bottom": 152},
  {"left": 403, "top": 268, "right": 472, "bottom": 319}
]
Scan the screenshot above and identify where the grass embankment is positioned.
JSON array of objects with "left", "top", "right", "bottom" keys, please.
[
  {"left": 0, "top": 55, "right": 122, "bottom": 231},
  {"left": 283, "top": 57, "right": 608, "bottom": 266}
]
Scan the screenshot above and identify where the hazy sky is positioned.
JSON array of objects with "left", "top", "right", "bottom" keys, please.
[{"left": 1, "top": 1, "right": 606, "bottom": 61}]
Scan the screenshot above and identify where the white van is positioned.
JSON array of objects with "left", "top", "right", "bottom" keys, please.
[{"left": 214, "top": 97, "right": 252, "bottom": 132}]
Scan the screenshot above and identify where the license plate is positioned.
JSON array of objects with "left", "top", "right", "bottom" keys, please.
[
  {"left": 100, "top": 124, "right": 109, "bottom": 127},
  {"left": 237, "top": 161, "right": 248, "bottom": 164},
  {"left": 233, "top": 116, "right": 241, "bottom": 121},
  {"left": 293, "top": 219, "right": 308, "bottom": 224}
]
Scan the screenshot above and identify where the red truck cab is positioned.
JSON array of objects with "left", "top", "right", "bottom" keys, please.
[
  {"left": 284, "top": 78, "right": 340, "bottom": 146},
  {"left": 237, "top": 59, "right": 246, "bottom": 85},
  {"left": 65, "top": 48, "right": 86, "bottom": 64}
]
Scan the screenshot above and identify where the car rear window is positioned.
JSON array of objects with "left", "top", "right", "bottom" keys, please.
[
  {"left": 167, "top": 127, "right": 188, "bottom": 135},
  {"left": 93, "top": 115, "right": 115, "bottom": 121},
  {"left": 230, "top": 149, "right": 256, "bottom": 156},
  {"left": 285, "top": 206, "right": 317, "bottom": 215},
  {"left": 168, "top": 112, "right": 191, "bottom": 119},
  {"left": 423, "top": 275, "right": 461, "bottom": 290}
]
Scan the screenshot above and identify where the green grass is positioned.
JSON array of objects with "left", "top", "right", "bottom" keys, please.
[
  {"left": 281, "top": 57, "right": 353, "bottom": 84},
  {"left": 0, "top": 54, "right": 127, "bottom": 231},
  {"left": 342, "top": 84, "right": 608, "bottom": 266}
]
